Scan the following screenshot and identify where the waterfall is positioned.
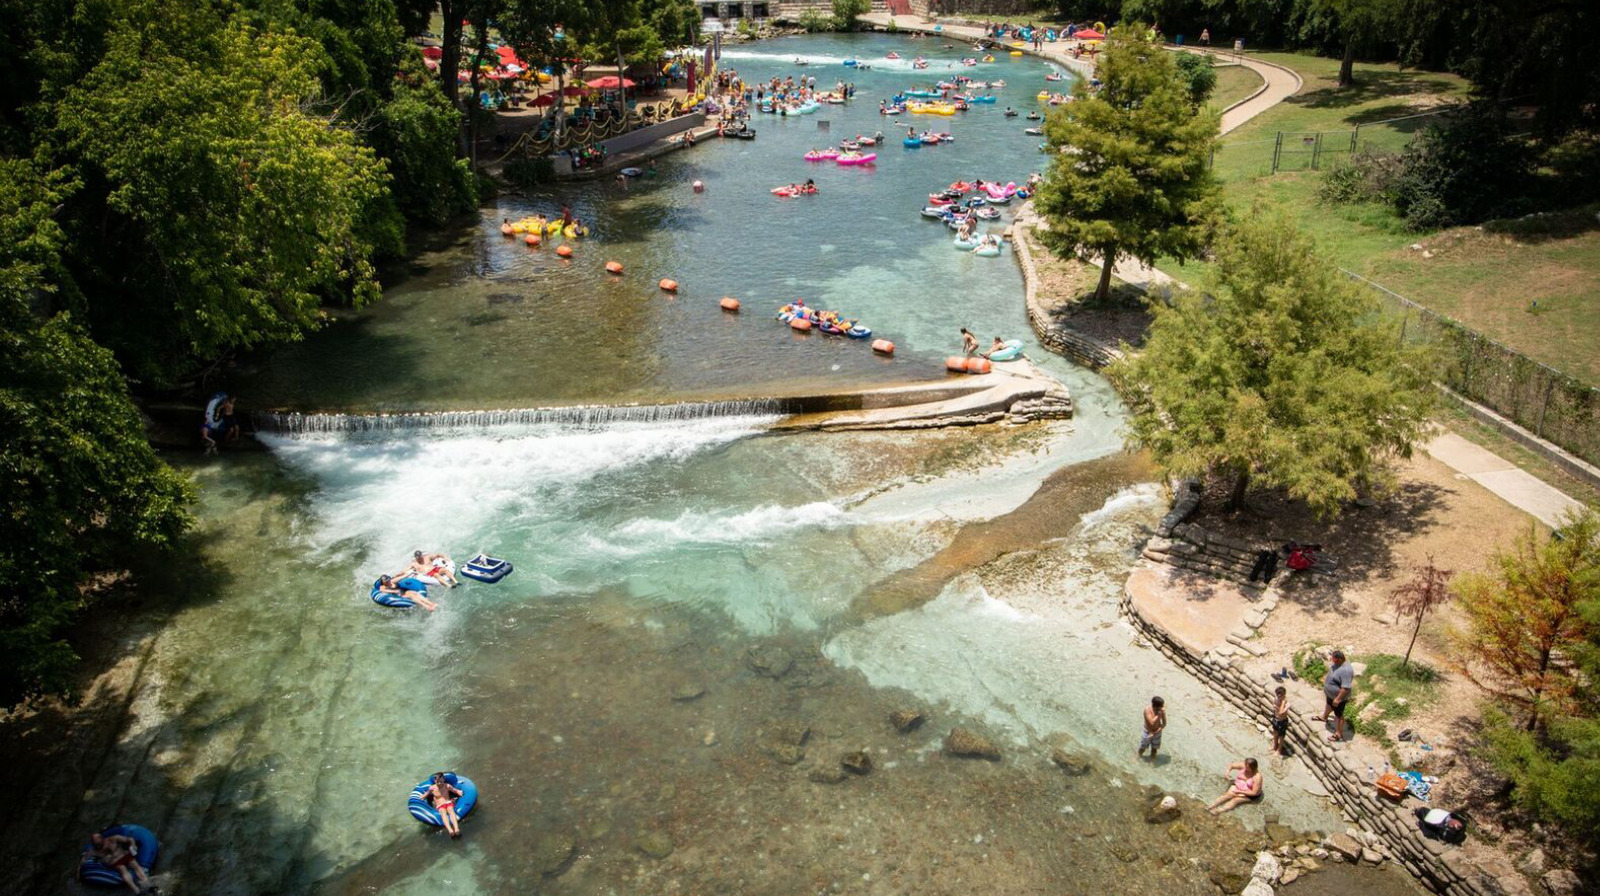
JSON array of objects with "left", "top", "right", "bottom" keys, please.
[{"left": 254, "top": 398, "right": 793, "bottom": 436}]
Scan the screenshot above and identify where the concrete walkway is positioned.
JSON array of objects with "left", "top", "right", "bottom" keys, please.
[{"left": 1423, "top": 432, "right": 1587, "bottom": 528}]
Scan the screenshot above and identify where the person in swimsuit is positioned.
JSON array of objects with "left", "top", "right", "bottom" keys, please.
[
  {"left": 87, "top": 830, "right": 154, "bottom": 894},
  {"left": 377, "top": 574, "right": 437, "bottom": 612},
  {"left": 1208, "top": 758, "right": 1264, "bottom": 814},
  {"left": 1271, "top": 686, "right": 1291, "bottom": 755},
  {"left": 1138, "top": 695, "right": 1167, "bottom": 759},
  {"left": 961, "top": 328, "right": 979, "bottom": 356},
  {"left": 427, "top": 772, "right": 465, "bottom": 838},
  {"left": 398, "top": 551, "right": 459, "bottom": 588},
  {"left": 984, "top": 336, "right": 1008, "bottom": 358}
]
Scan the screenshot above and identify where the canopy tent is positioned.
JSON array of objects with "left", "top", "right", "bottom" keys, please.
[
  {"left": 1073, "top": 28, "right": 1103, "bottom": 40},
  {"left": 585, "top": 75, "right": 636, "bottom": 89}
]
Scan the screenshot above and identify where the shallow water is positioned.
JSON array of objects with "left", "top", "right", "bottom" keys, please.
[
  {"left": 22, "top": 33, "right": 1423, "bottom": 896},
  {"left": 236, "top": 33, "right": 1074, "bottom": 412}
]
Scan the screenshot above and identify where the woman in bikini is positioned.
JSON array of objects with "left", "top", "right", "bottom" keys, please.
[
  {"left": 1208, "top": 757, "right": 1264, "bottom": 814},
  {"left": 427, "top": 772, "right": 465, "bottom": 838}
]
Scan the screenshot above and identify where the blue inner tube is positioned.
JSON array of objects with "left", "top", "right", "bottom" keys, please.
[
  {"left": 409, "top": 773, "right": 479, "bottom": 826},
  {"left": 847, "top": 327, "right": 872, "bottom": 339},
  {"left": 80, "top": 825, "right": 159, "bottom": 887},
  {"left": 371, "top": 577, "right": 427, "bottom": 609},
  {"left": 460, "top": 555, "right": 513, "bottom": 584},
  {"left": 904, "top": 138, "right": 922, "bottom": 147}
]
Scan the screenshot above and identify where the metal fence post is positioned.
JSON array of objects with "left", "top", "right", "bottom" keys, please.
[
  {"left": 1271, "top": 132, "right": 1282, "bottom": 174},
  {"left": 1536, "top": 378, "right": 1554, "bottom": 438},
  {"left": 1312, "top": 132, "right": 1323, "bottom": 170}
]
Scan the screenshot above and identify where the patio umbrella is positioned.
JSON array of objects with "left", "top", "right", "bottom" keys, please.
[
  {"left": 1073, "top": 28, "right": 1103, "bottom": 40},
  {"left": 421, "top": 46, "right": 443, "bottom": 60},
  {"left": 585, "top": 75, "right": 637, "bottom": 89},
  {"left": 496, "top": 45, "right": 525, "bottom": 68}
]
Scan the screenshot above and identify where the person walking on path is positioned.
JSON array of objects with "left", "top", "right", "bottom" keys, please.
[
  {"left": 1312, "top": 650, "right": 1354, "bottom": 742},
  {"left": 1137, "top": 696, "right": 1167, "bottom": 760},
  {"left": 1199, "top": 28, "right": 1210, "bottom": 47}
]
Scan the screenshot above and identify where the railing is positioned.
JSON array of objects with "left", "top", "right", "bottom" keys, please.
[{"left": 1345, "top": 269, "right": 1600, "bottom": 467}]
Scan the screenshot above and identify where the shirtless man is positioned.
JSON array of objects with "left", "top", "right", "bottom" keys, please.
[
  {"left": 376, "top": 574, "right": 437, "bottom": 612},
  {"left": 426, "top": 773, "right": 465, "bottom": 838},
  {"left": 1138, "top": 696, "right": 1167, "bottom": 759},
  {"left": 398, "top": 551, "right": 458, "bottom": 588},
  {"left": 86, "top": 831, "right": 153, "bottom": 894},
  {"left": 984, "top": 336, "right": 1008, "bottom": 358},
  {"left": 960, "top": 328, "right": 979, "bottom": 356}
]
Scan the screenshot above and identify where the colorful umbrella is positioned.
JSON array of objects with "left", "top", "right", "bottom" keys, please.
[
  {"left": 585, "top": 75, "right": 636, "bottom": 89},
  {"left": 1073, "top": 28, "right": 1103, "bottom": 40}
]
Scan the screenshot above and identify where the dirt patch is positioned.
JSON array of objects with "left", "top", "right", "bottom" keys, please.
[{"left": 1024, "top": 227, "right": 1152, "bottom": 348}]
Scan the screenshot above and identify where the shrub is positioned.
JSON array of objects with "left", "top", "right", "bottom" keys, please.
[
  {"left": 1392, "top": 104, "right": 1535, "bottom": 230},
  {"left": 796, "top": 9, "right": 834, "bottom": 32},
  {"left": 1173, "top": 52, "right": 1217, "bottom": 106},
  {"left": 1318, "top": 149, "right": 1403, "bottom": 205}
]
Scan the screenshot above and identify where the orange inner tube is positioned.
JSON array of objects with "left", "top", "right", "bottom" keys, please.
[
  {"left": 555, "top": 244, "right": 573, "bottom": 257},
  {"left": 658, "top": 278, "right": 679, "bottom": 292},
  {"left": 719, "top": 297, "right": 740, "bottom": 311},
  {"left": 946, "top": 356, "right": 968, "bottom": 372},
  {"left": 967, "top": 357, "right": 993, "bottom": 374},
  {"left": 871, "top": 339, "right": 895, "bottom": 355},
  {"left": 789, "top": 318, "right": 812, "bottom": 331},
  {"left": 605, "top": 261, "right": 624, "bottom": 274},
  {"left": 524, "top": 234, "right": 541, "bottom": 246}
]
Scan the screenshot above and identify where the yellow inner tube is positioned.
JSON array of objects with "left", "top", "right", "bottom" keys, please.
[
  {"left": 1036, "top": 91, "right": 1050, "bottom": 100},
  {"left": 1010, "top": 50, "right": 1024, "bottom": 57}
]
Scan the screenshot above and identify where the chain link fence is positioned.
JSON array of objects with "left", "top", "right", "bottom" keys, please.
[
  {"left": 1208, "top": 106, "right": 1456, "bottom": 175},
  {"left": 1346, "top": 270, "right": 1600, "bottom": 468}
]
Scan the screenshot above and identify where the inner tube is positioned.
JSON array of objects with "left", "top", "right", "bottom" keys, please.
[
  {"left": 80, "top": 825, "right": 159, "bottom": 887},
  {"left": 371, "top": 577, "right": 428, "bottom": 609},
  {"left": 989, "top": 340, "right": 1024, "bottom": 362},
  {"left": 847, "top": 326, "right": 872, "bottom": 339},
  {"left": 411, "top": 558, "right": 456, "bottom": 586},
  {"left": 408, "top": 773, "right": 478, "bottom": 826},
  {"left": 620, "top": 167, "right": 643, "bottom": 177},
  {"left": 973, "top": 245, "right": 1002, "bottom": 257},
  {"left": 904, "top": 137, "right": 922, "bottom": 147}
]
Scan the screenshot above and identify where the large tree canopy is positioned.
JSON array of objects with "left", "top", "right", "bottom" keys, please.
[
  {"left": 1034, "top": 26, "right": 1220, "bottom": 301},
  {"left": 1108, "top": 210, "right": 1436, "bottom": 515}
]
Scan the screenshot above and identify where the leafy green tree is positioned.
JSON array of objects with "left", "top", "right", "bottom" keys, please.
[
  {"left": 1034, "top": 27, "right": 1220, "bottom": 302},
  {"left": 1308, "top": 0, "right": 1403, "bottom": 87},
  {"left": 1108, "top": 210, "right": 1436, "bottom": 514},
  {"left": 372, "top": 50, "right": 478, "bottom": 224},
  {"left": 1172, "top": 51, "right": 1218, "bottom": 106},
  {"left": 48, "top": 6, "right": 393, "bottom": 384},
  {"left": 832, "top": 0, "right": 871, "bottom": 30},
  {"left": 0, "top": 158, "right": 193, "bottom": 706},
  {"left": 1454, "top": 509, "right": 1600, "bottom": 731}
]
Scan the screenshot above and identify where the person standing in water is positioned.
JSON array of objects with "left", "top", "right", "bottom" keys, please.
[
  {"left": 1138, "top": 695, "right": 1167, "bottom": 759},
  {"left": 960, "top": 328, "right": 979, "bottom": 356}
]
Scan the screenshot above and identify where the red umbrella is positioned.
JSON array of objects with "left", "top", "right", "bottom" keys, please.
[
  {"left": 1073, "top": 28, "right": 1103, "bottom": 40},
  {"left": 496, "top": 45, "right": 524, "bottom": 68},
  {"left": 585, "top": 75, "right": 636, "bottom": 89},
  {"left": 421, "top": 46, "right": 443, "bottom": 61}
]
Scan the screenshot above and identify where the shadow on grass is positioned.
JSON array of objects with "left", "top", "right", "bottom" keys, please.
[
  {"left": 1289, "top": 70, "right": 1456, "bottom": 112},
  {"left": 1479, "top": 203, "right": 1600, "bottom": 246}
]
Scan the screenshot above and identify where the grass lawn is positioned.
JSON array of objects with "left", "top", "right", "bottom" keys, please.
[{"left": 1208, "top": 63, "right": 1264, "bottom": 115}]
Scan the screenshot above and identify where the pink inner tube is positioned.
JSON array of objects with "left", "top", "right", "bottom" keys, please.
[{"left": 837, "top": 153, "right": 877, "bottom": 165}]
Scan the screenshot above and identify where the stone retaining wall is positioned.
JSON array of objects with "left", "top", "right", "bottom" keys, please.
[
  {"left": 1008, "top": 212, "right": 1126, "bottom": 370},
  {"left": 1121, "top": 586, "right": 1494, "bottom": 895}
]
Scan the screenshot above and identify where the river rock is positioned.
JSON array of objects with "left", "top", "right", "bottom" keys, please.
[
  {"left": 1251, "top": 851, "right": 1282, "bottom": 884},
  {"left": 1241, "top": 880, "right": 1275, "bottom": 896},
  {"left": 534, "top": 830, "right": 576, "bottom": 876},
  {"left": 1109, "top": 845, "right": 1139, "bottom": 864},
  {"left": 1264, "top": 822, "right": 1299, "bottom": 845},
  {"left": 1540, "top": 870, "right": 1581, "bottom": 896},
  {"left": 769, "top": 721, "right": 811, "bottom": 746},
  {"left": 1208, "top": 870, "right": 1249, "bottom": 892},
  {"left": 1166, "top": 821, "right": 1193, "bottom": 842},
  {"left": 635, "top": 830, "right": 675, "bottom": 859},
  {"left": 746, "top": 644, "right": 794, "bottom": 679},
  {"left": 1360, "top": 847, "right": 1384, "bottom": 865},
  {"left": 1050, "top": 748, "right": 1092, "bottom": 775},
  {"left": 671, "top": 683, "right": 706, "bottom": 702},
  {"left": 1281, "top": 868, "right": 1300, "bottom": 885},
  {"left": 890, "top": 709, "right": 926, "bottom": 732},
  {"left": 842, "top": 750, "right": 873, "bottom": 775},
  {"left": 1518, "top": 847, "right": 1546, "bottom": 876},
  {"left": 945, "top": 727, "right": 1001, "bottom": 760},
  {"left": 808, "top": 765, "right": 847, "bottom": 784},
  {"left": 1326, "top": 833, "right": 1363, "bottom": 862},
  {"left": 1144, "top": 795, "right": 1181, "bottom": 824},
  {"left": 768, "top": 743, "right": 806, "bottom": 765}
]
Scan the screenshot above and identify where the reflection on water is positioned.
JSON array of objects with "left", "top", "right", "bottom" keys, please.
[{"left": 235, "top": 33, "right": 1069, "bottom": 412}]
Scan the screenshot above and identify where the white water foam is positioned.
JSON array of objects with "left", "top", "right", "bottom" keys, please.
[
  {"left": 613, "top": 501, "right": 850, "bottom": 548},
  {"left": 718, "top": 48, "right": 1022, "bottom": 75}
]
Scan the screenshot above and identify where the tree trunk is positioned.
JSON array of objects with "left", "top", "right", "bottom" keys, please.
[
  {"left": 440, "top": 0, "right": 464, "bottom": 108},
  {"left": 1227, "top": 467, "right": 1250, "bottom": 512},
  {"left": 1094, "top": 244, "right": 1115, "bottom": 301},
  {"left": 1338, "top": 39, "right": 1355, "bottom": 88},
  {"left": 1403, "top": 613, "right": 1423, "bottom": 669},
  {"left": 466, "top": 17, "right": 490, "bottom": 169},
  {"left": 616, "top": 44, "right": 629, "bottom": 110},
  {"left": 1527, "top": 648, "right": 1551, "bottom": 731}
]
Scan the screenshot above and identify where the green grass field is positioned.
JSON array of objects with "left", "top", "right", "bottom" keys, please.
[
  {"left": 1159, "top": 52, "right": 1600, "bottom": 387},
  {"left": 1208, "top": 63, "right": 1264, "bottom": 115}
]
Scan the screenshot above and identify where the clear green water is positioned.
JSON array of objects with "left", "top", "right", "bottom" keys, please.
[
  {"left": 237, "top": 33, "right": 1069, "bottom": 413},
  {"left": 30, "top": 33, "right": 1407, "bottom": 896}
]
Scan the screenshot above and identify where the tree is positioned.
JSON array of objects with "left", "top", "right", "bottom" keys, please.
[
  {"left": 1454, "top": 509, "right": 1600, "bottom": 731},
  {"left": 833, "top": 0, "right": 871, "bottom": 30},
  {"left": 0, "top": 158, "right": 194, "bottom": 706},
  {"left": 1034, "top": 26, "right": 1220, "bottom": 302},
  {"left": 1308, "top": 0, "right": 1403, "bottom": 87},
  {"left": 1107, "top": 210, "right": 1436, "bottom": 515},
  {"left": 1388, "top": 555, "right": 1454, "bottom": 670},
  {"left": 1172, "top": 51, "right": 1218, "bottom": 106},
  {"left": 47, "top": 6, "right": 394, "bottom": 384}
]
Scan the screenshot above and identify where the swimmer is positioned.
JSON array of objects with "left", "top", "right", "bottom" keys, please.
[
  {"left": 376, "top": 574, "right": 437, "bottom": 612},
  {"left": 426, "top": 772, "right": 465, "bottom": 838},
  {"left": 86, "top": 831, "right": 153, "bottom": 894},
  {"left": 399, "top": 551, "right": 459, "bottom": 587}
]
